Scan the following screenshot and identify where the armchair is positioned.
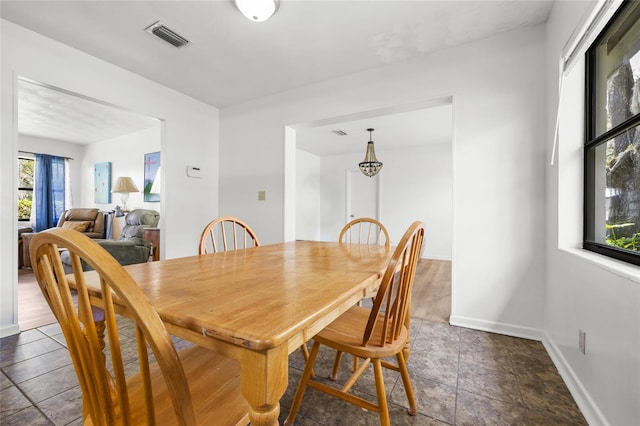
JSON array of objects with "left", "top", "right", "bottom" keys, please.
[
  {"left": 21, "top": 208, "right": 105, "bottom": 268},
  {"left": 97, "top": 209, "right": 160, "bottom": 266}
]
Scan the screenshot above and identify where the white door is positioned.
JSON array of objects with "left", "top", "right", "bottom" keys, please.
[{"left": 346, "top": 169, "right": 379, "bottom": 223}]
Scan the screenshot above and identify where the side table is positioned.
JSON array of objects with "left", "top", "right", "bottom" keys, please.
[
  {"left": 110, "top": 215, "right": 126, "bottom": 240},
  {"left": 144, "top": 228, "right": 160, "bottom": 261}
]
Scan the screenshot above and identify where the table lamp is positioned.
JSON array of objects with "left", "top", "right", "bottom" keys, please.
[{"left": 111, "top": 177, "right": 139, "bottom": 212}]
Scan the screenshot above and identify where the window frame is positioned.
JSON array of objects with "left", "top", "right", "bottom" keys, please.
[
  {"left": 17, "top": 156, "right": 34, "bottom": 222},
  {"left": 584, "top": 0, "right": 640, "bottom": 267}
]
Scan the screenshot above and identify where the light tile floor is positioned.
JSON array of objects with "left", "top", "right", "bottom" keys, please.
[{"left": 1, "top": 317, "right": 586, "bottom": 425}]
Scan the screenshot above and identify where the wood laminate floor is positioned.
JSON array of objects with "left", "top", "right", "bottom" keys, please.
[
  {"left": 17, "top": 268, "right": 57, "bottom": 332},
  {"left": 412, "top": 259, "right": 452, "bottom": 323}
]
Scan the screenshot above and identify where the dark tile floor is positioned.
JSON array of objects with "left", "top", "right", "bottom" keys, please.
[{"left": 0, "top": 317, "right": 586, "bottom": 425}]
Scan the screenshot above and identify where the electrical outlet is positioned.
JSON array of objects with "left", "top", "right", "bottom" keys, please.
[
  {"left": 258, "top": 190, "right": 266, "bottom": 201},
  {"left": 579, "top": 330, "right": 586, "bottom": 355}
]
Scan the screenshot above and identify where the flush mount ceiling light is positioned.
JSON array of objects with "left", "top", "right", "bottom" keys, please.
[
  {"left": 234, "top": 0, "right": 279, "bottom": 22},
  {"left": 359, "top": 128, "right": 383, "bottom": 178}
]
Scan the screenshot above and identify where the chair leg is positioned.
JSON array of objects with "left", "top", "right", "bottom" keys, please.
[
  {"left": 331, "top": 350, "right": 344, "bottom": 381},
  {"left": 301, "top": 344, "right": 315, "bottom": 378},
  {"left": 396, "top": 351, "right": 417, "bottom": 416},
  {"left": 372, "top": 359, "right": 390, "bottom": 426},
  {"left": 285, "top": 341, "right": 321, "bottom": 426}
]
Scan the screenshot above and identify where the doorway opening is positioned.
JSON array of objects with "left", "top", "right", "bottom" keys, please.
[
  {"left": 15, "top": 77, "right": 162, "bottom": 331},
  {"left": 284, "top": 96, "right": 455, "bottom": 322},
  {"left": 346, "top": 168, "right": 380, "bottom": 223}
]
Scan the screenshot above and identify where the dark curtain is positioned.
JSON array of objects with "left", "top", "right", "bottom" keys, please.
[{"left": 35, "top": 154, "right": 65, "bottom": 232}]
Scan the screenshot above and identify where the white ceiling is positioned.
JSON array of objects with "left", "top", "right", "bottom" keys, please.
[
  {"left": 18, "top": 79, "right": 160, "bottom": 144},
  {"left": 297, "top": 103, "right": 453, "bottom": 156},
  {"left": 3, "top": 1, "right": 552, "bottom": 149},
  {"left": 1, "top": 0, "right": 554, "bottom": 108}
]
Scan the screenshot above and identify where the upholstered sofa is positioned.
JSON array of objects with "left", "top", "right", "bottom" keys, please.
[
  {"left": 60, "top": 209, "right": 160, "bottom": 272},
  {"left": 21, "top": 208, "right": 105, "bottom": 268},
  {"left": 18, "top": 226, "right": 33, "bottom": 268},
  {"left": 57, "top": 208, "right": 106, "bottom": 238}
]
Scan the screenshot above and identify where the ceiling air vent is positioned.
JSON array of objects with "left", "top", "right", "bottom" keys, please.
[
  {"left": 332, "top": 130, "right": 348, "bottom": 136},
  {"left": 145, "top": 21, "right": 189, "bottom": 48}
]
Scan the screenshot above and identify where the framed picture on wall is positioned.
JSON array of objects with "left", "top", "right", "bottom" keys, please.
[
  {"left": 94, "top": 162, "right": 112, "bottom": 203},
  {"left": 144, "top": 151, "right": 161, "bottom": 202}
]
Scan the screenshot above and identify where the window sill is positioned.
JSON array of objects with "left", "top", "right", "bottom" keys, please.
[{"left": 560, "top": 247, "right": 640, "bottom": 284}]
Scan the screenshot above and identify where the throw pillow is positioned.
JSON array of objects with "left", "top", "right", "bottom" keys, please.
[{"left": 61, "top": 221, "right": 91, "bottom": 232}]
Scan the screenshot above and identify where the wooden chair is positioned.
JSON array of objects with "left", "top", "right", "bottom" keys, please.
[
  {"left": 198, "top": 216, "right": 260, "bottom": 254},
  {"left": 339, "top": 217, "right": 390, "bottom": 248},
  {"left": 29, "top": 228, "right": 249, "bottom": 426},
  {"left": 285, "top": 221, "right": 425, "bottom": 426},
  {"left": 334, "top": 217, "right": 391, "bottom": 377}
]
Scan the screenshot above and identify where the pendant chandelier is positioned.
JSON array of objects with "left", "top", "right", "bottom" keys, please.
[{"left": 359, "top": 128, "right": 383, "bottom": 177}]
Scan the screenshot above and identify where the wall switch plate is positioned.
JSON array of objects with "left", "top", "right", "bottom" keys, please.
[
  {"left": 579, "top": 330, "right": 586, "bottom": 355},
  {"left": 258, "top": 191, "right": 266, "bottom": 201}
]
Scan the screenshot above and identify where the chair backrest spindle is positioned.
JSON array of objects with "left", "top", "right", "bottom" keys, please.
[
  {"left": 362, "top": 221, "right": 425, "bottom": 347},
  {"left": 30, "top": 228, "right": 198, "bottom": 426},
  {"left": 339, "top": 218, "right": 390, "bottom": 248},
  {"left": 198, "top": 216, "right": 260, "bottom": 255}
]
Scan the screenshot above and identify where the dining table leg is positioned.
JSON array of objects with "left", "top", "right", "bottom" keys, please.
[{"left": 241, "top": 344, "right": 289, "bottom": 426}]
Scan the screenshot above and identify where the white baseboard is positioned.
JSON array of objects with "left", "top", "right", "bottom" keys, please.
[
  {"left": 0, "top": 324, "right": 20, "bottom": 338},
  {"left": 542, "top": 331, "right": 608, "bottom": 426},
  {"left": 449, "top": 314, "right": 543, "bottom": 341},
  {"left": 422, "top": 255, "right": 452, "bottom": 261}
]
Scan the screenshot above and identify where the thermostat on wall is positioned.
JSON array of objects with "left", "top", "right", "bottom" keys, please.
[{"left": 187, "top": 165, "right": 201, "bottom": 178}]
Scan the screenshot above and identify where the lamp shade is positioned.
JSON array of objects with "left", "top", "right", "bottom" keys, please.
[{"left": 112, "top": 177, "right": 139, "bottom": 193}]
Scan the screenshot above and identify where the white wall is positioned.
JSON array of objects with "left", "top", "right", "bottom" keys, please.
[
  {"left": 544, "top": 2, "right": 640, "bottom": 425},
  {"left": 1, "top": 20, "right": 219, "bottom": 337},
  {"left": 296, "top": 149, "right": 321, "bottom": 241},
  {"left": 310, "top": 144, "right": 452, "bottom": 260},
  {"left": 379, "top": 144, "right": 452, "bottom": 260},
  {"left": 80, "top": 127, "right": 161, "bottom": 213},
  {"left": 220, "top": 25, "right": 546, "bottom": 338}
]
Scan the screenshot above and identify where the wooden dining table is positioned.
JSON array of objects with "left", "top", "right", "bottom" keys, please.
[{"left": 75, "top": 240, "right": 392, "bottom": 425}]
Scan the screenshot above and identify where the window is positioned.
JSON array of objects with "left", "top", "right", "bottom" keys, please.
[
  {"left": 585, "top": 0, "right": 640, "bottom": 266},
  {"left": 18, "top": 157, "right": 34, "bottom": 222}
]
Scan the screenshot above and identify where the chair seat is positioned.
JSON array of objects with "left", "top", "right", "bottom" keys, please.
[
  {"left": 315, "top": 306, "right": 408, "bottom": 360},
  {"left": 87, "top": 346, "right": 249, "bottom": 426}
]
